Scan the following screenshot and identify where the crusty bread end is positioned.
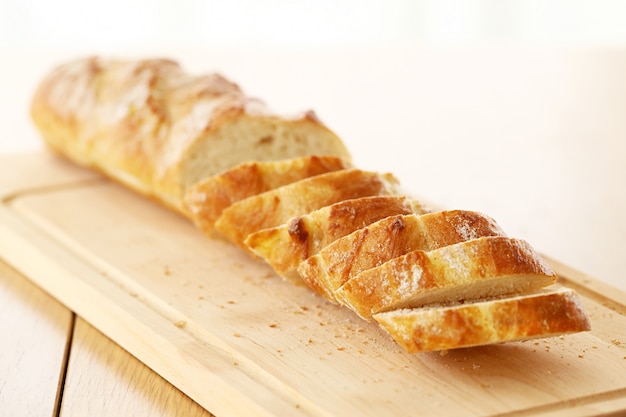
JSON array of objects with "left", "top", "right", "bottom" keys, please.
[{"left": 31, "top": 57, "right": 350, "bottom": 214}]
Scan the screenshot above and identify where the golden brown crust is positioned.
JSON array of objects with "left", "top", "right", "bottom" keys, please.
[
  {"left": 31, "top": 57, "right": 350, "bottom": 213},
  {"left": 185, "top": 155, "right": 352, "bottom": 236},
  {"left": 373, "top": 287, "right": 591, "bottom": 353},
  {"left": 214, "top": 169, "right": 401, "bottom": 252},
  {"left": 297, "top": 210, "right": 506, "bottom": 301},
  {"left": 245, "top": 196, "right": 429, "bottom": 282},
  {"left": 337, "top": 236, "right": 557, "bottom": 318}
]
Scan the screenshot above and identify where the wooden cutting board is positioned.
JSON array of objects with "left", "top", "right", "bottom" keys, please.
[{"left": 1, "top": 152, "right": 626, "bottom": 417}]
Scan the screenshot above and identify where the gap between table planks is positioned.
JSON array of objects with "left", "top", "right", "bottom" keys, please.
[
  {"left": 0, "top": 259, "right": 215, "bottom": 417},
  {"left": 0, "top": 259, "right": 72, "bottom": 417},
  {"left": 62, "top": 315, "right": 215, "bottom": 417},
  {"left": 1, "top": 152, "right": 626, "bottom": 417}
]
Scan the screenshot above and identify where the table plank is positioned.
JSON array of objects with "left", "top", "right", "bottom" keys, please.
[
  {"left": 60, "top": 317, "right": 214, "bottom": 417},
  {"left": 0, "top": 259, "right": 73, "bottom": 416}
]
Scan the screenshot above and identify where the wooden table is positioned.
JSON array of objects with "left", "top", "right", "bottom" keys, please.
[
  {"left": 0, "top": 259, "right": 213, "bottom": 417},
  {"left": 2, "top": 47, "right": 626, "bottom": 416}
]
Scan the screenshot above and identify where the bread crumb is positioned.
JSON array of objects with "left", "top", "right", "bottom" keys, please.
[
  {"left": 611, "top": 339, "right": 622, "bottom": 347},
  {"left": 163, "top": 265, "right": 171, "bottom": 275},
  {"left": 337, "top": 346, "right": 345, "bottom": 351},
  {"left": 233, "top": 332, "right": 241, "bottom": 337},
  {"left": 198, "top": 295, "right": 205, "bottom": 300},
  {"left": 578, "top": 354, "right": 584, "bottom": 359},
  {"left": 174, "top": 320, "right": 186, "bottom": 328},
  {"left": 269, "top": 322, "right": 278, "bottom": 328}
]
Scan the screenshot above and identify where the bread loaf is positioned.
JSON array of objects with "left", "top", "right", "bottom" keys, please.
[
  {"left": 214, "top": 169, "right": 401, "bottom": 251},
  {"left": 245, "top": 195, "right": 429, "bottom": 282},
  {"left": 297, "top": 210, "right": 506, "bottom": 301},
  {"left": 31, "top": 57, "right": 350, "bottom": 213},
  {"left": 374, "top": 287, "right": 591, "bottom": 353},
  {"left": 185, "top": 155, "right": 352, "bottom": 235},
  {"left": 336, "top": 236, "right": 557, "bottom": 318},
  {"left": 31, "top": 56, "right": 591, "bottom": 354}
]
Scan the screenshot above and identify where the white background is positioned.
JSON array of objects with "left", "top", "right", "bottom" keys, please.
[
  {"left": 5, "top": 0, "right": 626, "bottom": 51},
  {"left": 5, "top": 0, "right": 626, "bottom": 152},
  {"left": 1, "top": 1, "right": 625, "bottom": 292}
]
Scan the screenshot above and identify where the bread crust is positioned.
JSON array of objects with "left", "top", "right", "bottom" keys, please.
[
  {"left": 297, "top": 210, "right": 506, "bottom": 301},
  {"left": 31, "top": 57, "right": 350, "bottom": 213},
  {"left": 245, "top": 196, "right": 429, "bottom": 282},
  {"left": 214, "top": 169, "right": 401, "bottom": 251},
  {"left": 373, "top": 287, "right": 591, "bottom": 353},
  {"left": 337, "top": 236, "right": 557, "bottom": 318},
  {"left": 185, "top": 155, "right": 352, "bottom": 235}
]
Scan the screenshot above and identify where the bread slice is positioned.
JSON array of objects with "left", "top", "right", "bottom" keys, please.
[
  {"left": 373, "top": 287, "right": 591, "bottom": 353},
  {"left": 297, "top": 210, "right": 506, "bottom": 301},
  {"left": 185, "top": 155, "right": 352, "bottom": 235},
  {"left": 336, "top": 236, "right": 557, "bottom": 318},
  {"left": 245, "top": 196, "right": 429, "bottom": 282},
  {"left": 30, "top": 57, "right": 350, "bottom": 214},
  {"left": 214, "top": 169, "right": 401, "bottom": 251}
]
